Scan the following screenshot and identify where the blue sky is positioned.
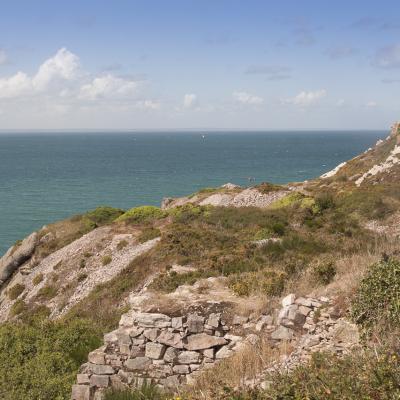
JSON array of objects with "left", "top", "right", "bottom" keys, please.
[{"left": 0, "top": 0, "right": 400, "bottom": 129}]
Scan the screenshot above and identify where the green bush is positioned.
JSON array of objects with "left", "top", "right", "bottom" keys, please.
[
  {"left": 36, "top": 284, "right": 57, "bottom": 300},
  {"left": 312, "top": 260, "right": 336, "bottom": 285},
  {"left": 351, "top": 258, "right": 400, "bottom": 336},
  {"left": 117, "top": 206, "right": 165, "bottom": 224},
  {"left": 138, "top": 227, "right": 161, "bottom": 243},
  {"left": 8, "top": 283, "right": 25, "bottom": 300},
  {"left": 32, "top": 273, "right": 44, "bottom": 286},
  {"left": 0, "top": 318, "right": 101, "bottom": 400},
  {"left": 84, "top": 206, "right": 125, "bottom": 227},
  {"left": 9, "top": 299, "right": 27, "bottom": 317},
  {"left": 102, "top": 255, "right": 112, "bottom": 266},
  {"left": 315, "top": 192, "right": 335, "bottom": 211}
]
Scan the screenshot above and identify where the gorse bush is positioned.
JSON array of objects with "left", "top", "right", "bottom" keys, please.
[
  {"left": 84, "top": 206, "right": 125, "bottom": 227},
  {"left": 117, "top": 206, "right": 165, "bottom": 224},
  {"left": 0, "top": 318, "right": 101, "bottom": 400},
  {"left": 8, "top": 283, "right": 25, "bottom": 300},
  {"left": 312, "top": 259, "right": 336, "bottom": 285},
  {"left": 351, "top": 258, "right": 400, "bottom": 336}
]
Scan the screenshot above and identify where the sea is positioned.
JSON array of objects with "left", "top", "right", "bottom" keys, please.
[{"left": 0, "top": 130, "right": 386, "bottom": 256}]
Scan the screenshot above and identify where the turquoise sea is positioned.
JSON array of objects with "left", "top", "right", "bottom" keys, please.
[{"left": 0, "top": 130, "right": 386, "bottom": 256}]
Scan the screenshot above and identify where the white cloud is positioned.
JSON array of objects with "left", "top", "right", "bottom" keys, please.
[
  {"left": 373, "top": 44, "right": 400, "bottom": 68},
  {"left": 183, "top": 93, "right": 197, "bottom": 109},
  {"left": 0, "top": 48, "right": 80, "bottom": 99},
  {"left": 0, "top": 71, "right": 32, "bottom": 99},
  {"left": 32, "top": 48, "right": 80, "bottom": 91},
  {"left": 336, "top": 99, "right": 345, "bottom": 107},
  {"left": 233, "top": 91, "right": 264, "bottom": 105},
  {"left": 366, "top": 101, "right": 378, "bottom": 107},
  {"left": 283, "top": 89, "right": 327, "bottom": 107},
  {"left": 0, "top": 49, "right": 8, "bottom": 65},
  {"left": 79, "top": 74, "right": 138, "bottom": 100},
  {"left": 136, "top": 100, "right": 160, "bottom": 110}
]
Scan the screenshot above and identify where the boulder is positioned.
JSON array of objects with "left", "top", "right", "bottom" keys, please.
[
  {"left": 156, "top": 331, "right": 184, "bottom": 349},
  {"left": 0, "top": 232, "right": 38, "bottom": 285},
  {"left": 135, "top": 313, "right": 171, "bottom": 328},
  {"left": 145, "top": 342, "right": 166, "bottom": 359},
  {"left": 185, "top": 333, "right": 227, "bottom": 351},
  {"left": 164, "top": 347, "right": 179, "bottom": 363}
]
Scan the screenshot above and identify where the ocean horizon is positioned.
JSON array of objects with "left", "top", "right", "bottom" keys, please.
[{"left": 0, "top": 130, "right": 386, "bottom": 256}]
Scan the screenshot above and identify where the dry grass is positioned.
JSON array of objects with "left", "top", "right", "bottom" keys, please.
[{"left": 184, "top": 339, "right": 292, "bottom": 400}]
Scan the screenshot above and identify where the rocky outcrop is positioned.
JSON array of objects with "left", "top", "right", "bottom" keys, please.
[
  {"left": 72, "top": 311, "right": 244, "bottom": 399},
  {"left": 0, "top": 232, "right": 38, "bottom": 286}
]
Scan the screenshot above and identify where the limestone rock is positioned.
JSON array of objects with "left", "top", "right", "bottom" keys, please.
[
  {"left": 156, "top": 331, "right": 184, "bottom": 349},
  {"left": 90, "top": 375, "right": 110, "bottom": 388},
  {"left": 187, "top": 314, "right": 205, "bottom": 333},
  {"left": 185, "top": 333, "right": 227, "bottom": 351},
  {"left": 173, "top": 365, "right": 190, "bottom": 374},
  {"left": 88, "top": 351, "right": 105, "bottom": 365},
  {"left": 271, "top": 326, "right": 294, "bottom": 341},
  {"left": 145, "top": 342, "right": 166, "bottom": 359},
  {"left": 164, "top": 347, "right": 179, "bottom": 363},
  {"left": 171, "top": 317, "right": 183, "bottom": 330},
  {"left": 89, "top": 364, "right": 114, "bottom": 375},
  {"left": 206, "top": 313, "right": 221, "bottom": 328},
  {"left": 143, "top": 328, "right": 160, "bottom": 342},
  {"left": 0, "top": 232, "right": 38, "bottom": 285},
  {"left": 125, "top": 357, "right": 151, "bottom": 371},
  {"left": 233, "top": 315, "right": 249, "bottom": 325},
  {"left": 71, "top": 384, "right": 92, "bottom": 400},
  {"left": 135, "top": 313, "right": 171, "bottom": 328},
  {"left": 177, "top": 351, "right": 201, "bottom": 364},
  {"left": 282, "top": 293, "right": 296, "bottom": 307},
  {"left": 77, "top": 374, "right": 90, "bottom": 385},
  {"left": 215, "top": 346, "right": 234, "bottom": 359}
]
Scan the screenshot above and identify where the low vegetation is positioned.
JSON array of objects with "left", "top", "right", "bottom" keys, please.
[
  {"left": 7, "top": 283, "right": 25, "bottom": 300},
  {"left": 116, "top": 206, "right": 166, "bottom": 224}
]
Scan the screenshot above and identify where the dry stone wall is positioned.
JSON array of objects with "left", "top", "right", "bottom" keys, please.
[{"left": 72, "top": 311, "right": 243, "bottom": 400}]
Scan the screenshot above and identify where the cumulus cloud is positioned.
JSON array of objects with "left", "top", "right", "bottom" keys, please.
[
  {"left": 79, "top": 74, "right": 138, "bottom": 100},
  {"left": 233, "top": 91, "right": 264, "bottom": 105},
  {"left": 183, "top": 93, "right": 197, "bottom": 109},
  {"left": 373, "top": 44, "right": 400, "bottom": 68},
  {"left": 0, "top": 48, "right": 80, "bottom": 99},
  {"left": 32, "top": 48, "right": 80, "bottom": 91},
  {"left": 283, "top": 89, "right": 327, "bottom": 107}
]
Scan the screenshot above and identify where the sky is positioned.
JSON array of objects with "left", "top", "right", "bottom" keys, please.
[{"left": 0, "top": 0, "right": 400, "bottom": 130}]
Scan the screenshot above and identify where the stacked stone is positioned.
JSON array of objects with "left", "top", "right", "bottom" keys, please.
[{"left": 71, "top": 311, "right": 241, "bottom": 400}]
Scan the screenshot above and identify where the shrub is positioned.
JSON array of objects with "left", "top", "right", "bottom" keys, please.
[
  {"left": 84, "top": 206, "right": 125, "bottom": 227},
  {"left": 36, "top": 285, "right": 57, "bottom": 300},
  {"left": 256, "top": 182, "right": 283, "bottom": 194},
  {"left": 32, "top": 273, "right": 44, "bottom": 286},
  {"left": 351, "top": 258, "right": 400, "bottom": 336},
  {"left": 0, "top": 318, "right": 101, "bottom": 400},
  {"left": 116, "top": 206, "right": 165, "bottom": 224},
  {"left": 9, "top": 299, "right": 27, "bottom": 317},
  {"left": 117, "top": 239, "right": 128, "bottom": 250},
  {"left": 8, "top": 283, "right": 25, "bottom": 300},
  {"left": 265, "top": 350, "right": 400, "bottom": 400},
  {"left": 312, "top": 260, "right": 336, "bottom": 285},
  {"left": 77, "top": 273, "right": 88, "bottom": 282},
  {"left": 315, "top": 192, "right": 335, "bottom": 211},
  {"left": 102, "top": 255, "right": 112, "bottom": 266},
  {"left": 80, "top": 259, "right": 86, "bottom": 268},
  {"left": 138, "top": 227, "right": 161, "bottom": 243}
]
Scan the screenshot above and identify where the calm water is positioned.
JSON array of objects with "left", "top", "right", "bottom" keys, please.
[{"left": 0, "top": 130, "right": 385, "bottom": 256}]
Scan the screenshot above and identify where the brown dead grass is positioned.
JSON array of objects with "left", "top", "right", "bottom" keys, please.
[{"left": 184, "top": 339, "right": 292, "bottom": 400}]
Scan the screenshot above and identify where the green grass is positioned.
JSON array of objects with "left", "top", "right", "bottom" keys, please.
[{"left": 36, "top": 284, "right": 57, "bottom": 301}]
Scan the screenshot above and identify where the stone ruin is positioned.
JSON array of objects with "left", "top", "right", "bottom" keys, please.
[
  {"left": 72, "top": 294, "right": 360, "bottom": 399},
  {"left": 71, "top": 310, "right": 245, "bottom": 400}
]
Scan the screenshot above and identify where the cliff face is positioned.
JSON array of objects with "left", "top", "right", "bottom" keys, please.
[{"left": 0, "top": 124, "right": 399, "bottom": 400}]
